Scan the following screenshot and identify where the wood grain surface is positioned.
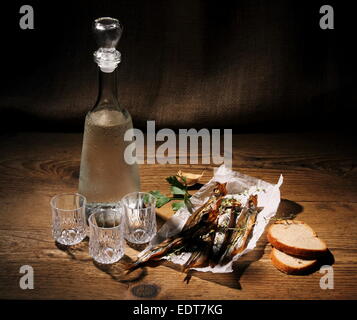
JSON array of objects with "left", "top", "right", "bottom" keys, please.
[{"left": 0, "top": 132, "right": 356, "bottom": 299}]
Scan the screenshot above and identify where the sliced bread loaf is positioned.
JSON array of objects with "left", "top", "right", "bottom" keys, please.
[
  {"left": 270, "top": 247, "right": 319, "bottom": 275},
  {"left": 267, "top": 220, "right": 327, "bottom": 259}
]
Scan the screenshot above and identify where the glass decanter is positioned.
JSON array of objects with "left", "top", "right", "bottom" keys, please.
[{"left": 78, "top": 17, "right": 140, "bottom": 216}]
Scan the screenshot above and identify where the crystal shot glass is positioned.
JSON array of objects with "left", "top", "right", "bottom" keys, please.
[
  {"left": 88, "top": 205, "right": 125, "bottom": 264},
  {"left": 122, "top": 192, "right": 157, "bottom": 244},
  {"left": 50, "top": 193, "right": 87, "bottom": 245}
]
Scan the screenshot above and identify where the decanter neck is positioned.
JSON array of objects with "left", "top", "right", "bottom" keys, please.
[
  {"left": 93, "top": 69, "right": 121, "bottom": 111},
  {"left": 91, "top": 17, "right": 123, "bottom": 112}
]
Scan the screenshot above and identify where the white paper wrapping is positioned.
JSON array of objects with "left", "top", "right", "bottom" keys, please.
[{"left": 139, "top": 165, "right": 283, "bottom": 273}]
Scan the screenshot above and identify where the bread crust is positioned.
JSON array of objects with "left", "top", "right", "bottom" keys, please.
[
  {"left": 270, "top": 247, "right": 319, "bottom": 275},
  {"left": 267, "top": 220, "right": 328, "bottom": 259}
]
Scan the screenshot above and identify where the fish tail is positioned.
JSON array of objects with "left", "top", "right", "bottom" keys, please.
[{"left": 127, "top": 237, "right": 184, "bottom": 271}]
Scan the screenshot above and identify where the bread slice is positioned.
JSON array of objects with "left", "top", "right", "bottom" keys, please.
[
  {"left": 267, "top": 220, "right": 327, "bottom": 259},
  {"left": 270, "top": 247, "right": 319, "bottom": 275}
]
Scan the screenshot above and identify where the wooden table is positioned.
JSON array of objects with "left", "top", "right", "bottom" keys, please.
[{"left": 0, "top": 131, "right": 356, "bottom": 300}]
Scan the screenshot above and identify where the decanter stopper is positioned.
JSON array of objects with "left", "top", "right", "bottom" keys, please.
[{"left": 93, "top": 17, "right": 123, "bottom": 73}]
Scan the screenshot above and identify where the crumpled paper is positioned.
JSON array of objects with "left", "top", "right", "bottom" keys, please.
[{"left": 139, "top": 165, "right": 283, "bottom": 273}]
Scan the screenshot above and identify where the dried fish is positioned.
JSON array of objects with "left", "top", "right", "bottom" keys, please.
[
  {"left": 210, "top": 198, "right": 242, "bottom": 266},
  {"left": 182, "top": 182, "right": 227, "bottom": 232},
  {"left": 127, "top": 183, "right": 227, "bottom": 272},
  {"left": 219, "top": 195, "right": 258, "bottom": 265},
  {"left": 182, "top": 232, "right": 214, "bottom": 272},
  {"left": 127, "top": 184, "right": 262, "bottom": 274}
]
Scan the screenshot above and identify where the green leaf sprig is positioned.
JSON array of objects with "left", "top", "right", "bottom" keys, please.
[{"left": 148, "top": 175, "right": 193, "bottom": 213}]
